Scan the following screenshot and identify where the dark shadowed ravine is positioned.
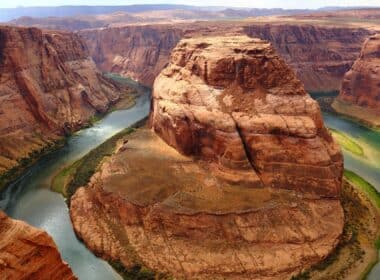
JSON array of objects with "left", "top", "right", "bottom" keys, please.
[{"left": 0, "top": 77, "right": 151, "bottom": 279}]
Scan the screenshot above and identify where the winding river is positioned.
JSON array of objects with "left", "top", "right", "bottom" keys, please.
[
  {"left": 323, "top": 112, "right": 380, "bottom": 279},
  {"left": 0, "top": 78, "right": 151, "bottom": 279},
  {"left": 0, "top": 81, "right": 379, "bottom": 279}
]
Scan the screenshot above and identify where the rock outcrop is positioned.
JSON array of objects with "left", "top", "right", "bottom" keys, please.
[
  {"left": 333, "top": 34, "right": 380, "bottom": 127},
  {"left": 80, "top": 23, "right": 371, "bottom": 91},
  {"left": 151, "top": 35, "right": 343, "bottom": 197},
  {"left": 0, "top": 210, "right": 76, "bottom": 279},
  {"left": 70, "top": 36, "right": 344, "bottom": 280},
  {"left": 0, "top": 26, "right": 121, "bottom": 175}
]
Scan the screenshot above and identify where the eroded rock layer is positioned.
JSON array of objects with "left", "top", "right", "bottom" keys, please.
[
  {"left": 80, "top": 25, "right": 183, "bottom": 86},
  {"left": 71, "top": 36, "right": 344, "bottom": 279},
  {"left": 0, "top": 26, "right": 121, "bottom": 175},
  {"left": 80, "top": 23, "right": 371, "bottom": 91},
  {"left": 0, "top": 210, "right": 76, "bottom": 279},
  {"left": 151, "top": 36, "right": 343, "bottom": 197},
  {"left": 333, "top": 34, "right": 380, "bottom": 127}
]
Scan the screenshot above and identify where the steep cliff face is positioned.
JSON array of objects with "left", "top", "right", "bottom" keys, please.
[
  {"left": 80, "top": 23, "right": 371, "bottom": 91},
  {"left": 333, "top": 34, "right": 380, "bottom": 127},
  {"left": 79, "top": 25, "right": 183, "bottom": 86},
  {"left": 0, "top": 210, "right": 76, "bottom": 279},
  {"left": 0, "top": 26, "right": 121, "bottom": 175},
  {"left": 244, "top": 24, "right": 372, "bottom": 92},
  {"left": 70, "top": 36, "right": 344, "bottom": 280}
]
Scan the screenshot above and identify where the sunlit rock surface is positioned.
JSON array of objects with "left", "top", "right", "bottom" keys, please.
[
  {"left": 71, "top": 36, "right": 344, "bottom": 280},
  {"left": 0, "top": 210, "right": 76, "bottom": 279}
]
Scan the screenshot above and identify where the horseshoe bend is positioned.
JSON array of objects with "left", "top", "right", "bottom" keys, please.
[{"left": 69, "top": 36, "right": 345, "bottom": 279}]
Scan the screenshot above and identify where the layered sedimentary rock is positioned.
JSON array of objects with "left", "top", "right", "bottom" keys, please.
[
  {"left": 0, "top": 210, "right": 76, "bottom": 279},
  {"left": 80, "top": 25, "right": 183, "bottom": 86},
  {"left": 333, "top": 34, "right": 380, "bottom": 127},
  {"left": 0, "top": 26, "right": 121, "bottom": 175},
  {"left": 243, "top": 24, "right": 371, "bottom": 92},
  {"left": 71, "top": 36, "right": 344, "bottom": 279},
  {"left": 151, "top": 36, "right": 343, "bottom": 197},
  {"left": 80, "top": 23, "right": 371, "bottom": 91}
]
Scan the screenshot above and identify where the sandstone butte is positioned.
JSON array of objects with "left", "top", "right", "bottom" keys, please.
[
  {"left": 79, "top": 23, "right": 372, "bottom": 91},
  {"left": 333, "top": 34, "right": 380, "bottom": 128},
  {"left": 0, "top": 210, "right": 76, "bottom": 279},
  {"left": 0, "top": 25, "right": 122, "bottom": 176},
  {"left": 70, "top": 36, "right": 344, "bottom": 280}
]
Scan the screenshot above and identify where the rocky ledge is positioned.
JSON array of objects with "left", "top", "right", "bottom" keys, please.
[
  {"left": 333, "top": 34, "right": 380, "bottom": 128},
  {"left": 0, "top": 210, "right": 76, "bottom": 279},
  {"left": 70, "top": 36, "right": 344, "bottom": 279}
]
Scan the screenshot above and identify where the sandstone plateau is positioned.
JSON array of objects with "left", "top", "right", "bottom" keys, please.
[
  {"left": 79, "top": 23, "right": 372, "bottom": 91},
  {"left": 0, "top": 26, "right": 122, "bottom": 176},
  {"left": 333, "top": 34, "right": 380, "bottom": 127},
  {"left": 70, "top": 36, "right": 344, "bottom": 279},
  {"left": 0, "top": 210, "right": 76, "bottom": 279}
]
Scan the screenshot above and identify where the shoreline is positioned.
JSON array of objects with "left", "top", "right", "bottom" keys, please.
[
  {"left": 51, "top": 117, "right": 147, "bottom": 199},
  {"left": 292, "top": 171, "right": 380, "bottom": 280},
  {"left": 61, "top": 117, "right": 380, "bottom": 280},
  {"left": 0, "top": 74, "right": 137, "bottom": 195}
]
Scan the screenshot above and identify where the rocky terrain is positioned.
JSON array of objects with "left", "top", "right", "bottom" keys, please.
[
  {"left": 0, "top": 25, "right": 122, "bottom": 178},
  {"left": 70, "top": 36, "right": 344, "bottom": 279},
  {"left": 0, "top": 210, "right": 76, "bottom": 279},
  {"left": 333, "top": 34, "right": 380, "bottom": 128},
  {"left": 79, "top": 22, "right": 372, "bottom": 92}
]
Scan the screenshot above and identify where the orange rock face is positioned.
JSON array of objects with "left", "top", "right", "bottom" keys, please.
[
  {"left": 0, "top": 210, "right": 76, "bottom": 279},
  {"left": 338, "top": 34, "right": 380, "bottom": 108},
  {"left": 70, "top": 36, "right": 344, "bottom": 280},
  {"left": 333, "top": 34, "right": 380, "bottom": 126},
  {"left": 80, "top": 23, "right": 371, "bottom": 91},
  {"left": 0, "top": 26, "right": 121, "bottom": 175},
  {"left": 151, "top": 36, "right": 343, "bottom": 197}
]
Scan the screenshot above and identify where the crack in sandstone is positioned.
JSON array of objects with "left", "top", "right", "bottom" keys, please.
[{"left": 231, "top": 114, "right": 265, "bottom": 187}]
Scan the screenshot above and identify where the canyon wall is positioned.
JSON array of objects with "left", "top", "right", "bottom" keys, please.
[
  {"left": 333, "top": 34, "right": 380, "bottom": 127},
  {"left": 0, "top": 26, "right": 121, "bottom": 176},
  {"left": 243, "top": 24, "right": 371, "bottom": 92},
  {"left": 0, "top": 210, "right": 76, "bottom": 279},
  {"left": 80, "top": 23, "right": 371, "bottom": 91},
  {"left": 71, "top": 36, "right": 344, "bottom": 280},
  {"left": 79, "top": 25, "right": 183, "bottom": 86}
]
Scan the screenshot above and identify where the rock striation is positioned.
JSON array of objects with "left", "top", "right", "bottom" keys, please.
[
  {"left": 0, "top": 210, "right": 76, "bottom": 279},
  {"left": 0, "top": 26, "right": 121, "bottom": 175},
  {"left": 70, "top": 36, "right": 344, "bottom": 279},
  {"left": 333, "top": 34, "right": 380, "bottom": 127},
  {"left": 151, "top": 36, "right": 343, "bottom": 197},
  {"left": 80, "top": 23, "right": 371, "bottom": 91},
  {"left": 243, "top": 24, "right": 372, "bottom": 92},
  {"left": 80, "top": 25, "right": 183, "bottom": 86}
]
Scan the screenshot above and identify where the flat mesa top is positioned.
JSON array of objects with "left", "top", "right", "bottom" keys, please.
[{"left": 175, "top": 35, "right": 273, "bottom": 56}]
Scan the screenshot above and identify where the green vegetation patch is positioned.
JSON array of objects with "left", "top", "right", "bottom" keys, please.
[
  {"left": 0, "top": 138, "right": 66, "bottom": 192},
  {"left": 330, "top": 128, "right": 364, "bottom": 157},
  {"left": 344, "top": 170, "right": 380, "bottom": 210},
  {"left": 109, "top": 262, "right": 171, "bottom": 280},
  {"left": 52, "top": 118, "right": 147, "bottom": 198}
]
